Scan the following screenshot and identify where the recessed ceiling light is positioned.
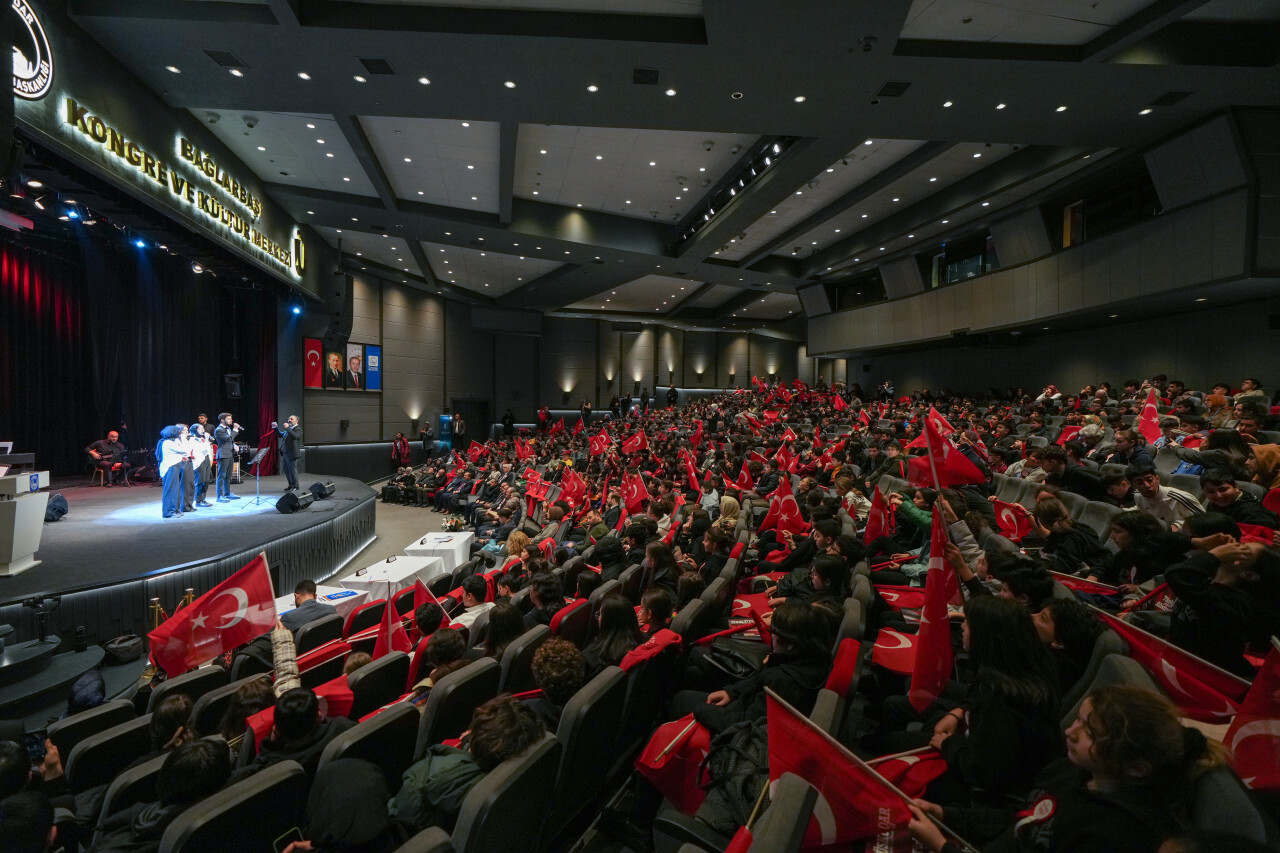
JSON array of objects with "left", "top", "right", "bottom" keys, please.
[
  {"left": 1109, "top": 314, "right": 1119, "bottom": 318},
  {"left": 665, "top": 88, "right": 677, "bottom": 96},
  {"left": 1056, "top": 105, "right": 1068, "bottom": 112},
  {"left": 595, "top": 155, "right": 603, "bottom": 160},
  {"left": 165, "top": 65, "right": 181, "bottom": 74},
  {"left": 343, "top": 177, "right": 351, "bottom": 181},
  {"left": 793, "top": 95, "right": 806, "bottom": 103},
  {"left": 892, "top": 197, "right": 899, "bottom": 202},
  {"left": 996, "top": 102, "right": 1006, "bottom": 109},
  {"left": 908, "top": 234, "right": 914, "bottom": 238},
  {"left": 795, "top": 191, "right": 802, "bottom": 195},
  {"left": 326, "top": 152, "right": 334, "bottom": 158},
  {"left": 587, "top": 84, "right": 598, "bottom": 92},
  {"left": 577, "top": 203, "right": 582, "bottom": 207},
  {"left": 853, "top": 258, "right": 860, "bottom": 262},
  {"left": 257, "top": 145, "right": 265, "bottom": 151},
  {"left": 532, "top": 191, "right": 539, "bottom": 195},
  {"left": 404, "top": 157, "right": 412, "bottom": 162},
  {"left": 306, "top": 123, "right": 315, "bottom": 129},
  {"left": 864, "top": 139, "right": 873, "bottom": 146},
  {"left": 466, "top": 164, "right": 474, "bottom": 170},
  {"left": 943, "top": 100, "right": 953, "bottom": 107},
  {"left": 418, "top": 77, "right": 430, "bottom": 85},
  {"left": 298, "top": 72, "right": 311, "bottom": 80},
  {"left": 418, "top": 191, "right": 424, "bottom": 195},
  {"left": 879, "top": 247, "right": 885, "bottom": 251},
  {"left": 230, "top": 69, "right": 244, "bottom": 77},
  {"left": 834, "top": 228, "right": 841, "bottom": 233},
  {"left": 649, "top": 161, "right": 656, "bottom": 166},
  {"left": 539, "top": 149, "right": 547, "bottom": 155},
  {"left": 973, "top": 152, "right": 982, "bottom": 158},
  {"left": 981, "top": 201, "right": 990, "bottom": 206},
  {"left": 316, "top": 138, "right": 325, "bottom": 144},
  {"left": 461, "top": 122, "right": 470, "bottom": 127},
  {"left": 1139, "top": 108, "right": 1153, "bottom": 115},
  {"left": 929, "top": 177, "right": 937, "bottom": 182},
  {"left": 941, "top": 219, "right": 949, "bottom": 223},
  {"left": 471, "top": 196, "right": 478, "bottom": 200},
  {"left": 307, "top": 210, "right": 314, "bottom": 214},
  {"left": 504, "top": 80, "right": 516, "bottom": 88},
  {"left": 1195, "top": 297, "right": 1207, "bottom": 302},
  {"left": 354, "top": 75, "right": 366, "bottom": 83},
  {"left": 861, "top": 213, "right": 868, "bottom": 218}
]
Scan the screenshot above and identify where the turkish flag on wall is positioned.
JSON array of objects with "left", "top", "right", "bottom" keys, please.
[
  {"left": 907, "top": 417, "right": 986, "bottom": 489},
  {"left": 909, "top": 509, "right": 955, "bottom": 713},
  {"left": 1136, "top": 387, "right": 1162, "bottom": 445},
  {"left": 303, "top": 338, "right": 323, "bottom": 388},
  {"left": 1226, "top": 640, "right": 1280, "bottom": 790},
  {"left": 149, "top": 554, "right": 277, "bottom": 677}
]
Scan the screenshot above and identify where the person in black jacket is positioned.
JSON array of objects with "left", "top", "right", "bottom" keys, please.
[
  {"left": 592, "top": 537, "right": 629, "bottom": 584},
  {"left": 1165, "top": 539, "right": 1280, "bottom": 678},
  {"left": 1200, "top": 470, "right": 1280, "bottom": 528},
  {"left": 92, "top": 740, "right": 231, "bottom": 853},
  {"left": 908, "top": 685, "right": 1233, "bottom": 853},
  {"left": 924, "top": 596, "right": 1062, "bottom": 806},
  {"left": 231, "top": 688, "right": 355, "bottom": 784},
  {"left": 668, "top": 600, "right": 834, "bottom": 734},
  {"left": 523, "top": 571, "right": 566, "bottom": 630},
  {"left": 1030, "top": 496, "right": 1111, "bottom": 577},
  {"left": 1099, "top": 510, "right": 1190, "bottom": 589}
]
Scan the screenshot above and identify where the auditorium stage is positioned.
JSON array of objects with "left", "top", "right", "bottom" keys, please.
[{"left": 0, "top": 474, "right": 378, "bottom": 647}]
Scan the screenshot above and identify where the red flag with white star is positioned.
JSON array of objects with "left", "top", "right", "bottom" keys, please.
[
  {"left": 908, "top": 509, "right": 954, "bottom": 713},
  {"left": 1136, "top": 387, "right": 1162, "bottom": 446},
  {"left": 149, "top": 554, "right": 276, "bottom": 677}
]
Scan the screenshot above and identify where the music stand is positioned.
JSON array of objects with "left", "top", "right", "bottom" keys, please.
[{"left": 242, "top": 447, "right": 273, "bottom": 508}]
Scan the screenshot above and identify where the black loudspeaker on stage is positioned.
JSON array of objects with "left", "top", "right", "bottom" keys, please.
[
  {"left": 309, "top": 481, "right": 336, "bottom": 500},
  {"left": 276, "top": 489, "right": 315, "bottom": 514}
]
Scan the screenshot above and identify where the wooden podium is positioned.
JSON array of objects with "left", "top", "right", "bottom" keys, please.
[{"left": 0, "top": 471, "right": 50, "bottom": 577}]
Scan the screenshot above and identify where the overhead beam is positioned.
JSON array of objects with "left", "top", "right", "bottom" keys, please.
[
  {"left": 334, "top": 115, "right": 398, "bottom": 212},
  {"left": 739, "top": 141, "right": 951, "bottom": 268},
  {"left": 1080, "top": 0, "right": 1211, "bottom": 62},
  {"left": 498, "top": 122, "right": 518, "bottom": 226},
  {"left": 264, "top": 0, "right": 302, "bottom": 27},
  {"left": 665, "top": 282, "right": 715, "bottom": 316},
  {"left": 69, "top": 0, "right": 278, "bottom": 24}
]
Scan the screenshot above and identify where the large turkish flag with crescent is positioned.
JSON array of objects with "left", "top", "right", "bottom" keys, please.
[{"left": 149, "top": 553, "right": 277, "bottom": 677}]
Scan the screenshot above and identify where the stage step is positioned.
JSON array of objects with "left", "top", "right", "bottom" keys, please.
[{"left": 0, "top": 645, "right": 106, "bottom": 718}]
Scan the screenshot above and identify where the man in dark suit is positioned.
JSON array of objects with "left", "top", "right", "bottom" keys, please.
[
  {"left": 346, "top": 355, "right": 362, "bottom": 390},
  {"left": 213, "top": 413, "right": 241, "bottom": 502},
  {"left": 322, "top": 351, "right": 343, "bottom": 389},
  {"left": 280, "top": 579, "right": 338, "bottom": 635},
  {"left": 274, "top": 415, "right": 303, "bottom": 490}
]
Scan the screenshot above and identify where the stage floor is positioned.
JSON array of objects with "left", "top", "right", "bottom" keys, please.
[{"left": 3, "top": 474, "right": 376, "bottom": 603}]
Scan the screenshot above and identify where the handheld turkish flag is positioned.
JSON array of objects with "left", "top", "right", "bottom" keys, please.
[
  {"left": 759, "top": 477, "right": 808, "bottom": 536},
  {"left": 373, "top": 583, "right": 412, "bottom": 659},
  {"left": 621, "top": 430, "right": 649, "bottom": 455},
  {"left": 743, "top": 414, "right": 764, "bottom": 434},
  {"left": 832, "top": 394, "right": 848, "bottom": 412},
  {"left": 733, "top": 464, "right": 755, "bottom": 493},
  {"left": 1056, "top": 425, "right": 1083, "bottom": 445},
  {"left": 909, "top": 509, "right": 955, "bottom": 713},
  {"left": 549, "top": 418, "right": 566, "bottom": 435},
  {"left": 589, "top": 433, "right": 610, "bottom": 456},
  {"left": 148, "top": 554, "right": 276, "bottom": 677},
  {"left": 623, "top": 473, "right": 651, "bottom": 513},
  {"left": 573, "top": 418, "right": 585, "bottom": 435},
  {"left": 907, "top": 417, "right": 986, "bottom": 489},
  {"left": 780, "top": 426, "right": 798, "bottom": 443},
  {"left": 561, "top": 467, "right": 586, "bottom": 507},
  {"left": 766, "top": 690, "right": 971, "bottom": 849},
  {"left": 774, "top": 443, "right": 793, "bottom": 472},
  {"left": 859, "top": 409, "right": 872, "bottom": 428},
  {"left": 869, "top": 747, "right": 950, "bottom": 799},
  {"left": 683, "top": 455, "right": 702, "bottom": 495},
  {"left": 690, "top": 419, "right": 704, "bottom": 450},
  {"left": 1094, "top": 608, "right": 1250, "bottom": 723},
  {"left": 1136, "top": 388, "right": 1162, "bottom": 446},
  {"left": 926, "top": 407, "right": 956, "bottom": 437},
  {"left": 1049, "top": 572, "right": 1122, "bottom": 598},
  {"left": 467, "top": 440, "right": 486, "bottom": 464},
  {"left": 991, "top": 498, "right": 1033, "bottom": 541},
  {"left": 1225, "top": 638, "right": 1280, "bottom": 790},
  {"left": 864, "top": 487, "right": 894, "bottom": 542}
]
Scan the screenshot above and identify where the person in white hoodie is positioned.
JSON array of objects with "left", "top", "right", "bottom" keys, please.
[
  {"left": 157, "top": 425, "right": 187, "bottom": 519},
  {"left": 189, "top": 423, "right": 214, "bottom": 508}
]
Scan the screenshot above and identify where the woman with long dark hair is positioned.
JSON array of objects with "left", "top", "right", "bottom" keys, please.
[
  {"left": 926, "top": 595, "right": 1062, "bottom": 804},
  {"left": 1100, "top": 510, "right": 1188, "bottom": 589},
  {"left": 582, "top": 594, "right": 645, "bottom": 677},
  {"left": 1174, "top": 429, "right": 1251, "bottom": 479},
  {"left": 480, "top": 601, "right": 524, "bottom": 661}
]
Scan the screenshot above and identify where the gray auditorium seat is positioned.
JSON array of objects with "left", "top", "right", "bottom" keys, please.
[
  {"left": 415, "top": 658, "right": 502, "bottom": 759},
  {"left": 450, "top": 733, "right": 562, "bottom": 853}
]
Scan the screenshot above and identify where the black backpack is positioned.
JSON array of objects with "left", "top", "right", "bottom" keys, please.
[
  {"left": 44, "top": 493, "right": 68, "bottom": 522},
  {"left": 694, "top": 718, "right": 770, "bottom": 836}
]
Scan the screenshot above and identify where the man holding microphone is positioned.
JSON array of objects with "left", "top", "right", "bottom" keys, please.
[
  {"left": 214, "top": 413, "right": 242, "bottom": 502},
  {"left": 274, "top": 415, "right": 303, "bottom": 491}
]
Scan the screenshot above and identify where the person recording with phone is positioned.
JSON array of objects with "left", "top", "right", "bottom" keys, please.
[
  {"left": 213, "top": 413, "right": 241, "bottom": 502},
  {"left": 273, "top": 416, "right": 303, "bottom": 491}
]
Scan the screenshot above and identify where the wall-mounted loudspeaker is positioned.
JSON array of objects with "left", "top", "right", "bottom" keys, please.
[{"left": 276, "top": 489, "right": 315, "bottom": 514}]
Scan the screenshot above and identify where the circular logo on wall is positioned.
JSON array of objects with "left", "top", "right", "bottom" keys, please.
[{"left": 12, "top": 0, "right": 54, "bottom": 101}]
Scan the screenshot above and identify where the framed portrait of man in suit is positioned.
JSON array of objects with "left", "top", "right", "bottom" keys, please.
[
  {"left": 323, "top": 350, "right": 345, "bottom": 389},
  {"left": 345, "top": 342, "right": 365, "bottom": 391}
]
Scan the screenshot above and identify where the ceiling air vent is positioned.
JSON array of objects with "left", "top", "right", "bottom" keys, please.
[
  {"left": 876, "top": 81, "right": 912, "bottom": 98},
  {"left": 1150, "top": 91, "right": 1192, "bottom": 107},
  {"left": 359, "top": 58, "right": 396, "bottom": 75},
  {"left": 632, "top": 67, "right": 660, "bottom": 85},
  {"left": 204, "top": 50, "right": 247, "bottom": 67}
]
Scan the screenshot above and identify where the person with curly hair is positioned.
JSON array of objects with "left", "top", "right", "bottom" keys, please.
[{"left": 525, "top": 638, "right": 585, "bottom": 730}]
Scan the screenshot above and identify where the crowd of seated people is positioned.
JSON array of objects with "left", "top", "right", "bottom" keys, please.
[{"left": 4, "top": 372, "right": 1280, "bottom": 852}]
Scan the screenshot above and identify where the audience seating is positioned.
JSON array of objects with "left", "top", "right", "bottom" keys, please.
[
  {"left": 669, "top": 599, "right": 706, "bottom": 643},
  {"left": 609, "top": 639, "right": 682, "bottom": 779},
  {"left": 1058, "top": 490, "right": 1088, "bottom": 520},
  {"left": 449, "top": 733, "right": 562, "bottom": 853},
  {"left": 1058, "top": 628, "right": 1129, "bottom": 725},
  {"left": 158, "top": 759, "right": 307, "bottom": 853},
  {"left": 415, "top": 659, "right": 501, "bottom": 759},
  {"left": 229, "top": 651, "right": 272, "bottom": 681},
  {"left": 319, "top": 702, "right": 419, "bottom": 793},
  {"left": 342, "top": 599, "right": 387, "bottom": 640},
  {"left": 1075, "top": 502, "right": 1122, "bottom": 543},
  {"left": 94, "top": 751, "right": 167, "bottom": 832},
  {"left": 299, "top": 641, "right": 353, "bottom": 689},
  {"left": 406, "top": 636, "right": 434, "bottom": 689},
  {"left": 147, "top": 666, "right": 228, "bottom": 713},
  {"left": 392, "top": 586, "right": 417, "bottom": 618},
  {"left": 549, "top": 598, "right": 592, "bottom": 648},
  {"left": 588, "top": 579, "right": 621, "bottom": 620},
  {"left": 618, "top": 564, "right": 644, "bottom": 604},
  {"left": 347, "top": 651, "right": 410, "bottom": 720},
  {"left": 295, "top": 613, "right": 344, "bottom": 655},
  {"left": 65, "top": 714, "right": 153, "bottom": 793},
  {"left": 498, "top": 625, "right": 551, "bottom": 694},
  {"left": 698, "top": 578, "right": 731, "bottom": 626},
  {"left": 394, "top": 827, "right": 454, "bottom": 853},
  {"left": 191, "top": 675, "right": 265, "bottom": 737},
  {"left": 851, "top": 574, "right": 872, "bottom": 609},
  {"left": 45, "top": 699, "right": 134, "bottom": 764},
  {"left": 1170, "top": 473, "right": 1204, "bottom": 500},
  {"left": 833, "top": 598, "right": 864, "bottom": 648},
  {"left": 510, "top": 587, "right": 533, "bottom": 615},
  {"left": 540, "top": 666, "right": 628, "bottom": 845}
]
